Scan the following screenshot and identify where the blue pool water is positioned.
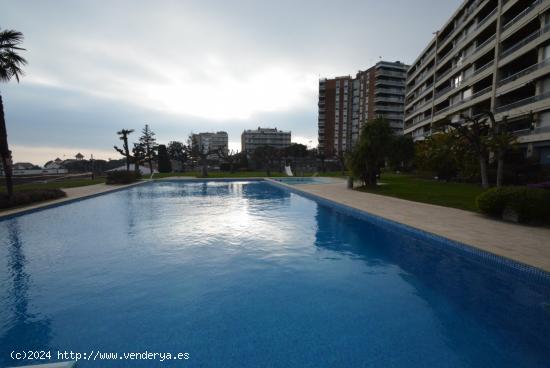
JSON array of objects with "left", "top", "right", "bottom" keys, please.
[{"left": 0, "top": 180, "right": 549, "bottom": 367}]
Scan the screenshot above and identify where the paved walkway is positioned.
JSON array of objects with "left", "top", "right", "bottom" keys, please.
[
  {"left": 291, "top": 181, "right": 550, "bottom": 273},
  {"left": 0, "top": 182, "right": 144, "bottom": 218}
]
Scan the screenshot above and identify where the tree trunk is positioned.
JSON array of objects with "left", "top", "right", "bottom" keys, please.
[
  {"left": 479, "top": 155, "right": 489, "bottom": 189},
  {"left": 0, "top": 93, "right": 14, "bottom": 197},
  {"left": 180, "top": 158, "right": 186, "bottom": 172},
  {"left": 123, "top": 137, "right": 130, "bottom": 171},
  {"left": 496, "top": 156, "right": 504, "bottom": 187},
  {"left": 148, "top": 158, "right": 153, "bottom": 176}
]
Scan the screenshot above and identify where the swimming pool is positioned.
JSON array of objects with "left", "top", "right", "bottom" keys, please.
[{"left": 0, "top": 180, "right": 549, "bottom": 367}]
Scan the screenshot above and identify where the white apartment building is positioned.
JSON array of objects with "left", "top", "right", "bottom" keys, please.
[
  {"left": 192, "top": 131, "right": 229, "bottom": 153},
  {"left": 241, "top": 127, "right": 291, "bottom": 153}
]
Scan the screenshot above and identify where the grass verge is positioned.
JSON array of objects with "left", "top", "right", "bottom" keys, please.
[
  {"left": 356, "top": 173, "right": 485, "bottom": 212},
  {"left": 0, "top": 178, "right": 105, "bottom": 192}
]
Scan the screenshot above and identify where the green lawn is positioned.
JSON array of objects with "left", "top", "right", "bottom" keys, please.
[
  {"left": 357, "top": 173, "right": 486, "bottom": 212},
  {"left": 0, "top": 178, "right": 105, "bottom": 192}
]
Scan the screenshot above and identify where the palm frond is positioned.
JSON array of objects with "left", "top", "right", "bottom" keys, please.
[
  {"left": 0, "top": 29, "right": 24, "bottom": 47},
  {"left": 0, "top": 28, "right": 27, "bottom": 83}
]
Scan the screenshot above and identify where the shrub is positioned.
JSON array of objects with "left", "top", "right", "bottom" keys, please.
[
  {"left": 527, "top": 181, "right": 550, "bottom": 190},
  {"left": 476, "top": 187, "right": 550, "bottom": 224},
  {"left": 106, "top": 170, "right": 141, "bottom": 184},
  {"left": 0, "top": 189, "right": 66, "bottom": 209}
]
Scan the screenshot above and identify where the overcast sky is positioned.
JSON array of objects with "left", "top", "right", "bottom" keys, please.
[{"left": 2, "top": 0, "right": 460, "bottom": 164}]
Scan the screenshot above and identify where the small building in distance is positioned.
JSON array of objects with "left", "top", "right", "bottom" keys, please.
[
  {"left": 13, "top": 162, "right": 38, "bottom": 170},
  {"left": 241, "top": 127, "right": 291, "bottom": 153},
  {"left": 44, "top": 158, "right": 64, "bottom": 169}
]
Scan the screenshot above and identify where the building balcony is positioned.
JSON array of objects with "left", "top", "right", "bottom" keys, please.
[
  {"left": 498, "top": 58, "right": 550, "bottom": 89},
  {"left": 434, "top": 60, "right": 494, "bottom": 103},
  {"left": 433, "top": 85, "right": 492, "bottom": 119},
  {"left": 501, "top": 0, "right": 547, "bottom": 38},
  {"left": 437, "top": 0, "right": 487, "bottom": 51},
  {"left": 376, "top": 87, "right": 406, "bottom": 95},
  {"left": 405, "top": 83, "right": 434, "bottom": 108},
  {"left": 436, "top": 1, "right": 496, "bottom": 69},
  {"left": 406, "top": 67, "right": 434, "bottom": 98},
  {"left": 407, "top": 99, "right": 433, "bottom": 116},
  {"left": 376, "top": 69, "right": 407, "bottom": 78},
  {"left": 496, "top": 90, "right": 550, "bottom": 114},
  {"left": 375, "top": 105, "right": 404, "bottom": 113},
  {"left": 407, "top": 48, "right": 436, "bottom": 82},
  {"left": 435, "top": 34, "right": 496, "bottom": 88},
  {"left": 516, "top": 125, "right": 550, "bottom": 144},
  {"left": 376, "top": 79, "right": 406, "bottom": 88},
  {"left": 500, "top": 24, "right": 550, "bottom": 60},
  {"left": 375, "top": 96, "right": 405, "bottom": 104},
  {"left": 404, "top": 115, "right": 432, "bottom": 132},
  {"left": 380, "top": 113, "right": 405, "bottom": 120}
]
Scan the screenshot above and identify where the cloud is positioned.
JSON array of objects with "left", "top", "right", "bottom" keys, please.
[{"left": 2, "top": 0, "right": 462, "bottom": 164}]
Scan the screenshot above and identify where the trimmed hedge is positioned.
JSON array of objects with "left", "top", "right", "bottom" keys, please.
[
  {"left": 476, "top": 186, "right": 550, "bottom": 225},
  {"left": 106, "top": 170, "right": 141, "bottom": 184},
  {"left": 0, "top": 189, "right": 66, "bottom": 209}
]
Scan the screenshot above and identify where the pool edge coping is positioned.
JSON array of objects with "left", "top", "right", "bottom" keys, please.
[
  {"left": 0, "top": 180, "right": 149, "bottom": 221},
  {"left": 264, "top": 178, "right": 550, "bottom": 282}
]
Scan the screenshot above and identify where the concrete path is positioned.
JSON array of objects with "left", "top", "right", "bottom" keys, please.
[
  {"left": 0, "top": 182, "right": 145, "bottom": 218},
  {"left": 291, "top": 181, "right": 550, "bottom": 273}
]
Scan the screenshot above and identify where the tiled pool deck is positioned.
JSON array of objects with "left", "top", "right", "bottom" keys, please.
[{"left": 2, "top": 177, "right": 549, "bottom": 273}]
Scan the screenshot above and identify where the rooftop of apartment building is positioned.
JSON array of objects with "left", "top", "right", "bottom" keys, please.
[
  {"left": 195, "top": 131, "right": 228, "bottom": 135},
  {"left": 320, "top": 61, "right": 408, "bottom": 82},
  {"left": 243, "top": 127, "right": 291, "bottom": 134}
]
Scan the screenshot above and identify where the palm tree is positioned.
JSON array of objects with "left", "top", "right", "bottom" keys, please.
[
  {"left": 114, "top": 129, "right": 134, "bottom": 171},
  {"left": 0, "top": 29, "right": 27, "bottom": 197}
]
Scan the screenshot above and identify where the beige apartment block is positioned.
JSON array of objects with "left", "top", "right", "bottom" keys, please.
[{"left": 404, "top": 0, "right": 550, "bottom": 164}]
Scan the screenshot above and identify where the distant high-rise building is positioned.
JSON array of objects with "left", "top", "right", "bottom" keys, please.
[
  {"left": 404, "top": 0, "right": 550, "bottom": 164},
  {"left": 241, "top": 127, "right": 291, "bottom": 153},
  {"left": 192, "top": 131, "right": 228, "bottom": 153},
  {"left": 318, "top": 61, "right": 408, "bottom": 157}
]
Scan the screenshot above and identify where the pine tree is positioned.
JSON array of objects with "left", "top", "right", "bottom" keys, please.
[{"left": 139, "top": 124, "right": 157, "bottom": 175}]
